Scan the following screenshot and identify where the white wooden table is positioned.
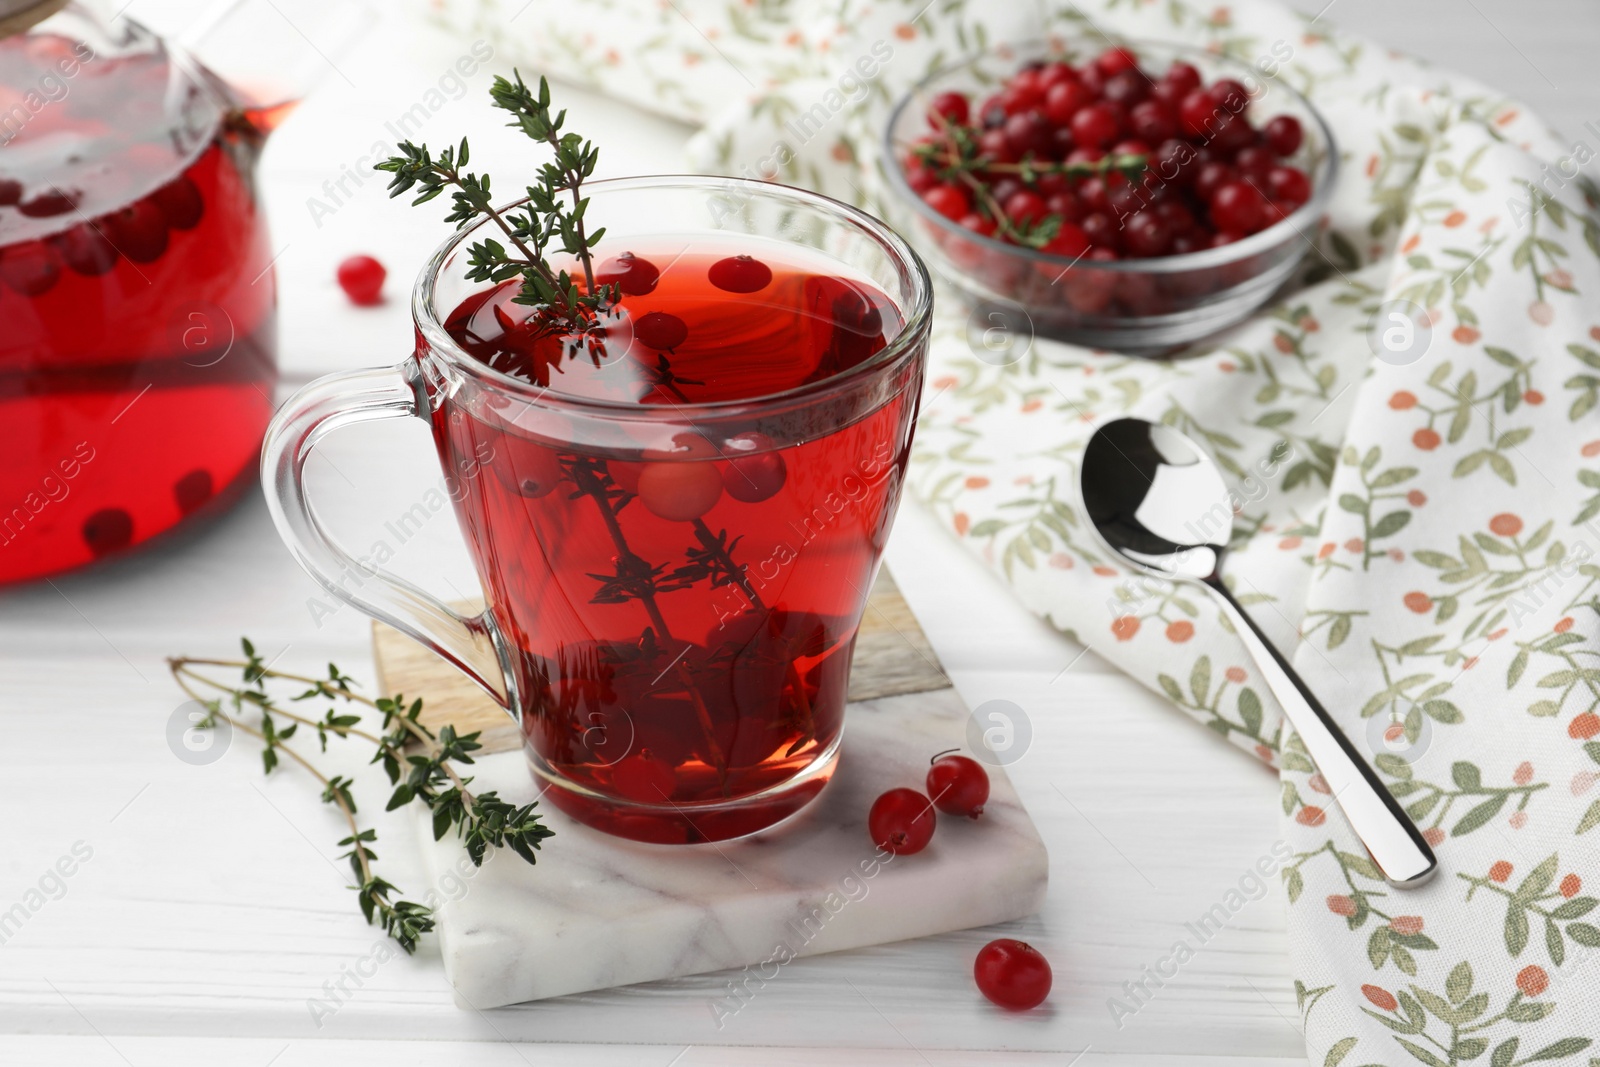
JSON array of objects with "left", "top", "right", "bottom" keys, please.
[{"left": 1, "top": 3, "right": 1593, "bottom": 1064}]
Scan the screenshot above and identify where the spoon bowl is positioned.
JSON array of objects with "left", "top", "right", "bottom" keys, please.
[{"left": 1081, "top": 418, "right": 1232, "bottom": 580}]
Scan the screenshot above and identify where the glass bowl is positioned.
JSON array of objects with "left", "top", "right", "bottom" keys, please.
[{"left": 880, "top": 39, "right": 1338, "bottom": 355}]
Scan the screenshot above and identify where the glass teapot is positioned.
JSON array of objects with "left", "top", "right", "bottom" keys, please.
[{"left": 0, "top": 0, "right": 349, "bottom": 585}]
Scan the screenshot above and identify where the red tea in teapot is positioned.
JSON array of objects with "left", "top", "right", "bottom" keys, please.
[
  {"left": 433, "top": 246, "right": 916, "bottom": 842},
  {"left": 0, "top": 28, "right": 277, "bottom": 584}
]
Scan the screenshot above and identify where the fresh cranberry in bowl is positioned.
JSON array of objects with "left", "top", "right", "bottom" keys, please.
[{"left": 884, "top": 39, "right": 1336, "bottom": 352}]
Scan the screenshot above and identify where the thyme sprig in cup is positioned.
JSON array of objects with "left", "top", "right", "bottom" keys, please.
[
  {"left": 261, "top": 72, "right": 932, "bottom": 844},
  {"left": 169, "top": 640, "right": 553, "bottom": 952},
  {"left": 377, "top": 73, "right": 614, "bottom": 350}
]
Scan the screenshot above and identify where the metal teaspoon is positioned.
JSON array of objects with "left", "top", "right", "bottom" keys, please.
[{"left": 1080, "top": 417, "right": 1437, "bottom": 888}]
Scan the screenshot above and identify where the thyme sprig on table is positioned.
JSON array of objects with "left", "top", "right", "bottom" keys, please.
[
  {"left": 375, "top": 70, "right": 615, "bottom": 347},
  {"left": 168, "top": 639, "right": 553, "bottom": 953}
]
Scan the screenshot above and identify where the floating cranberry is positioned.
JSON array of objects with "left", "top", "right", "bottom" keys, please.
[
  {"left": 974, "top": 939, "right": 1052, "bottom": 1010},
  {"left": 634, "top": 310, "right": 689, "bottom": 350},
  {"left": 708, "top": 254, "right": 772, "bottom": 294},
  {"left": 104, "top": 199, "right": 169, "bottom": 263},
  {"left": 722, "top": 431, "right": 787, "bottom": 503},
  {"left": 638, "top": 459, "right": 722, "bottom": 521},
  {"left": 152, "top": 176, "right": 204, "bottom": 230},
  {"left": 82, "top": 508, "right": 134, "bottom": 556},
  {"left": 927, "top": 90, "right": 970, "bottom": 128},
  {"left": 1264, "top": 114, "right": 1303, "bottom": 157},
  {"left": 18, "top": 189, "right": 76, "bottom": 217},
  {"left": 596, "top": 250, "right": 661, "bottom": 296},
  {"left": 922, "top": 183, "right": 970, "bottom": 221},
  {"left": 337, "top": 254, "right": 386, "bottom": 306},
  {"left": 53, "top": 224, "right": 119, "bottom": 276},
  {"left": 173, "top": 469, "right": 214, "bottom": 515},
  {"left": 608, "top": 460, "right": 644, "bottom": 494},
  {"left": 1210, "top": 180, "right": 1269, "bottom": 234},
  {"left": 511, "top": 445, "right": 563, "bottom": 498},
  {"left": 0, "top": 240, "right": 61, "bottom": 297},
  {"left": 869, "top": 788, "right": 936, "bottom": 855},
  {"left": 0, "top": 178, "right": 20, "bottom": 206},
  {"left": 612, "top": 750, "right": 676, "bottom": 802},
  {"left": 927, "top": 752, "right": 989, "bottom": 818}
]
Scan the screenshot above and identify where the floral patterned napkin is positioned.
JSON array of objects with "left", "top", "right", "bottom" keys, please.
[{"left": 433, "top": 0, "right": 1600, "bottom": 1058}]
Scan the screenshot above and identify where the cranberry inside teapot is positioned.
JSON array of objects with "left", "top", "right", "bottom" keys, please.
[{"left": 0, "top": 11, "right": 278, "bottom": 584}]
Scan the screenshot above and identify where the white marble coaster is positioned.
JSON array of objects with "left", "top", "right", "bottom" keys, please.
[{"left": 410, "top": 685, "right": 1049, "bottom": 1008}]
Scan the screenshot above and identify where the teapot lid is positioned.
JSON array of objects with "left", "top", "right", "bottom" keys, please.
[{"left": 0, "top": 0, "right": 68, "bottom": 37}]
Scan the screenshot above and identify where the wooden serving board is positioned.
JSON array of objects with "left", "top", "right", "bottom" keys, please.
[{"left": 370, "top": 567, "right": 1049, "bottom": 1009}]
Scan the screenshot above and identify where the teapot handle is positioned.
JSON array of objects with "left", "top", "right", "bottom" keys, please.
[{"left": 260, "top": 362, "right": 514, "bottom": 713}]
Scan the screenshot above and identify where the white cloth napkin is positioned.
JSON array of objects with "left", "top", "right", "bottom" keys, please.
[{"left": 429, "top": 0, "right": 1600, "bottom": 1058}]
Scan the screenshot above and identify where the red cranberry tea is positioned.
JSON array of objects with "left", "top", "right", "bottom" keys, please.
[
  {"left": 432, "top": 245, "right": 916, "bottom": 842},
  {"left": 0, "top": 30, "right": 277, "bottom": 584}
]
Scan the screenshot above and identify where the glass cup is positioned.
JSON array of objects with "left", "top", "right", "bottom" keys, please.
[{"left": 262, "top": 176, "right": 932, "bottom": 843}]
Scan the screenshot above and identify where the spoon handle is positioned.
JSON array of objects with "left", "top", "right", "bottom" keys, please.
[{"left": 1205, "top": 577, "right": 1437, "bottom": 888}]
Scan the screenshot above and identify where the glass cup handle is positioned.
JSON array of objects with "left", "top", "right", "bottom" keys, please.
[{"left": 261, "top": 363, "right": 513, "bottom": 713}]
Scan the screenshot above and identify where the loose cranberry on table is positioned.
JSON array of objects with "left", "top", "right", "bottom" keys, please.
[
  {"left": 974, "top": 938, "right": 1053, "bottom": 1010},
  {"left": 868, "top": 787, "right": 937, "bottom": 855},
  {"left": 903, "top": 46, "right": 1313, "bottom": 260},
  {"left": 336, "top": 254, "right": 386, "bottom": 306},
  {"left": 926, "top": 751, "right": 990, "bottom": 818}
]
